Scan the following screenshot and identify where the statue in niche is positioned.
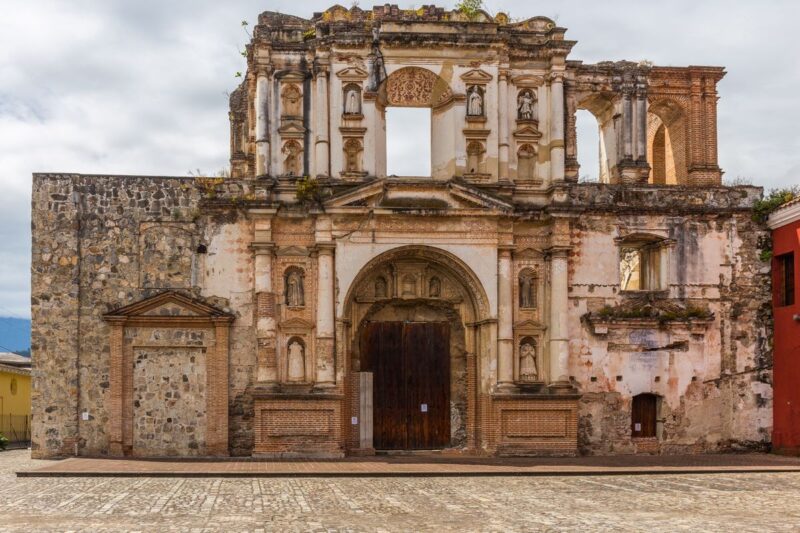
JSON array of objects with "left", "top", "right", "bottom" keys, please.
[
  {"left": 375, "top": 276, "right": 388, "bottom": 299},
  {"left": 343, "top": 138, "right": 362, "bottom": 173},
  {"left": 282, "top": 141, "right": 302, "bottom": 176},
  {"left": 344, "top": 85, "right": 361, "bottom": 115},
  {"left": 285, "top": 269, "right": 305, "bottom": 307},
  {"left": 517, "top": 89, "right": 536, "bottom": 120},
  {"left": 519, "top": 270, "right": 537, "bottom": 308},
  {"left": 282, "top": 84, "right": 302, "bottom": 117},
  {"left": 287, "top": 339, "right": 305, "bottom": 382},
  {"left": 519, "top": 338, "right": 539, "bottom": 381},
  {"left": 429, "top": 276, "right": 441, "bottom": 297},
  {"left": 467, "top": 86, "right": 483, "bottom": 116}
]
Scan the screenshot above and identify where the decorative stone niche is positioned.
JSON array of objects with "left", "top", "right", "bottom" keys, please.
[{"left": 341, "top": 138, "right": 366, "bottom": 179}]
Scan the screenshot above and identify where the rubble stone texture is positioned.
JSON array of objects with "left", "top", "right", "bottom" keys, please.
[{"left": 31, "top": 4, "right": 772, "bottom": 459}]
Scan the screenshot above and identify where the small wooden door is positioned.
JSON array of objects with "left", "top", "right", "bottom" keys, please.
[
  {"left": 631, "top": 393, "right": 658, "bottom": 438},
  {"left": 360, "top": 321, "right": 450, "bottom": 450}
]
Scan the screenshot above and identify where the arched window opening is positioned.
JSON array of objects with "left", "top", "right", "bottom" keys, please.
[{"left": 647, "top": 100, "right": 687, "bottom": 185}]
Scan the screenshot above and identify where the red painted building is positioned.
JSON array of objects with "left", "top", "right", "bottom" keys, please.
[{"left": 769, "top": 198, "right": 800, "bottom": 454}]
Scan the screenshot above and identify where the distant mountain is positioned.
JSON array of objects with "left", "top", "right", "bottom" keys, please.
[{"left": 0, "top": 317, "right": 31, "bottom": 352}]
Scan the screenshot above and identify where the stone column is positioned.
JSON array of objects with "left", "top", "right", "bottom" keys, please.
[
  {"left": 549, "top": 249, "right": 570, "bottom": 387},
  {"left": 622, "top": 90, "right": 633, "bottom": 161},
  {"left": 498, "top": 69, "right": 510, "bottom": 180},
  {"left": 315, "top": 243, "right": 336, "bottom": 388},
  {"left": 106, "top": 318, "right": 125, "bottom": 456},
  {"left": 635, "top": 88, "right": 648, "bottom": 162},
  {"left": 497, "top": 247, "right": 515, "bottom": 389},
  {"left": 315, "top": 67, "right": 330, "bottom": 177},
  {"left": 253, "top": 243, "right": 277, "bottom": 384},
  {"left": 255, "top": 70, "right": 270, "bottom": 176},
  {"left": 549, "top": 72, "right": 565, "bottom": 182}
]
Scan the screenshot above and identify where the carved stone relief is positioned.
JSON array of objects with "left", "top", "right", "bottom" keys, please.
[
  {"left": 384, "top": 67, "right": 453, "bottom": 107},
  {"left": 281, "top": 84, "right": 302, "bottom": 117}
]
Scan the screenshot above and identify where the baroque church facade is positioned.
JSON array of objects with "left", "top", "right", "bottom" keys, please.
[{"left": 31, "top": 5, "right": 772, "bottom": 458}]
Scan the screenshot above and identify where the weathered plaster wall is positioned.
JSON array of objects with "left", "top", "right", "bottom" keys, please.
[{"left": 566, "top": 187, "right": 772, "bottom": 454}]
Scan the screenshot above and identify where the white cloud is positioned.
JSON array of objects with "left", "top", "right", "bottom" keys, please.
[{"left": 1, "top": 1, "right": 798, "bottom": 318}]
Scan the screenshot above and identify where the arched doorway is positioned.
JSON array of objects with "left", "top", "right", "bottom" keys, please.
[{"left": 342, "top": 246, "right": 490, "bottom": 452}]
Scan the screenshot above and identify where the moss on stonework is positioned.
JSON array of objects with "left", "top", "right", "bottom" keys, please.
[{"left": 589, "top": 301, "right": 712, "bottom": 323}]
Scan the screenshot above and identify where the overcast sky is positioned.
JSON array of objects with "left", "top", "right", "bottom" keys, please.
[{"left": 1, "top": 1, "right": 798, "bottom": 318}]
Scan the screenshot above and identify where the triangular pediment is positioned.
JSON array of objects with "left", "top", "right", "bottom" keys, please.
[
  {"left": 279, "top": 317, "right": 315, "bottom": 330},
  {"left": 460, "top": 69, "right": 493, "bottom": 84},
  {"left": 275, "top": 245, "right": 309, "bottom": 257},
  {"left": 324, "top": 179, "right": 513, "bottom": 213},
  {"left": 104, "top": 291, "right": 233, "bottom": 322},
  {"left": 277, "top": 122, "right": 307, "bottom": 135},
  {"left": 336, "top": 66, "right": 369, "bottom": 81},
  {"left": 513, "top": 125, "right": 542, "bottom": 139},
  {"left": 514, "top": 247, "right": 545, "bottom": 259},
  {"left": 514, "top": 319, "right": 547, "bottom": 331}
]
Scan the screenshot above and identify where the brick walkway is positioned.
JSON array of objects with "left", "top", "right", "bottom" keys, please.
[{"left": 18, "top": 452, "right": 800, "bottom": 477}]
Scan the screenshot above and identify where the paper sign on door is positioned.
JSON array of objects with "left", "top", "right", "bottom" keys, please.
[
  {"left": 420, "top": 404, "right": 428, "bottom": 412},
  {"left": 634, "top": 423, "right": 641, "bottom": 431}
]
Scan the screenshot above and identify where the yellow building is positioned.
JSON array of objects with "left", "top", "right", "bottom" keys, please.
[{"left": 0, "top": 353, "right": 32, "bottom": 444}]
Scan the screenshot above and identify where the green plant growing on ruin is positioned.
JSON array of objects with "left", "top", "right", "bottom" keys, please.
[
  {"left": 0, "top": 432, "right": 8, "bottom": 451},
  {"left": 752, "top": 186, "right": 799, "bottom": 223},
  {"left": 296, "top": 175, "right": 321, "bottom": 205},
  {"left": 455, "top": 0, "right": 483, "bottom": 20},
  {"left": 303, "top": 28, "right": 316, "bottom": 40}
]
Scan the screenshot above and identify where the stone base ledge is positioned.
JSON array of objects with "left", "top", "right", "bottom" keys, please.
[{"left": 253, "top": 396, "right": 344, "bottom": 457}]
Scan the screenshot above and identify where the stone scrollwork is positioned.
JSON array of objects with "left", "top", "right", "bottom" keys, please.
[{"left": 384, "top": 67, "right": 453, "bottom": 108}]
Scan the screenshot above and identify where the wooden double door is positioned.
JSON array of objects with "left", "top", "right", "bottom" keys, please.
[{"left": 360, "top": 321, "right": 450, "bottom": 450}]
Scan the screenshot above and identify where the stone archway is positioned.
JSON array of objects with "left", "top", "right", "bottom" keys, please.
[{"left": 341, "top": 246, "right": 490, "bottom": 453}]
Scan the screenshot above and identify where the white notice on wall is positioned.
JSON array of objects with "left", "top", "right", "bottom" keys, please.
[
  {"left": 82, "top": 411, "right": 89, "bottom": 421},
  {"left": 421, "top": 404, "right": 428, "bottom": 412}
]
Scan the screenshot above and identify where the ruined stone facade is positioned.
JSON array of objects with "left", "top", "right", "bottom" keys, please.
[{"left": 31, "top": 5, "right": 772, "bottom": 458}]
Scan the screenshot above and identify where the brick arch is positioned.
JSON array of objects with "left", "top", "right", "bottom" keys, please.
[{"left": 648, "top": 98, "right": 689, "bottom": 185}]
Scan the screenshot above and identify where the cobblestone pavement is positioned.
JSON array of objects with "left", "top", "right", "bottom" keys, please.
[{"left": 2, "top": 450, "right": 800, "bottom": 532}]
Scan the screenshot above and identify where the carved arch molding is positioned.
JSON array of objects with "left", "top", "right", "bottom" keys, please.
[{"left": 381, "top": 67, "right": 454, "bottom": 108}]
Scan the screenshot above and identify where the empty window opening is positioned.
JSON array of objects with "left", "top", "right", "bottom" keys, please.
[
  {"left": 619, "top": 235, "right": 668, "bottom": 291},
  {"left": 386, "top": 107, "right": 431, "bottom": 177},
  {"left": 631, "top": 393, "right": 659, "bottom": 438},
  {"left": 776, "top": 252, "right": 795, "bottom": 307},
  {"left": 576, "top": 110, "right": 601, "bottom": 182}
]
